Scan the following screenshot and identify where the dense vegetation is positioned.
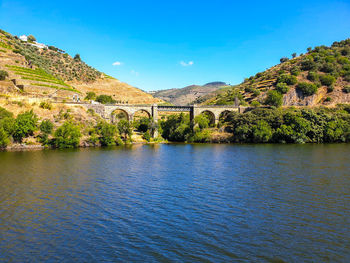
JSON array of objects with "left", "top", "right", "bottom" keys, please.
[
  {"left": 159, "top": 106, "right": 350, "bottom": 143},
  {"left": 0, "top": 106, "right": 133, "bottom": 149},
  {"left": 204, "top": 39, "right": 350, "bottom": 106}
]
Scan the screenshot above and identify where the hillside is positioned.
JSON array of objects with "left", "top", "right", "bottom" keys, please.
[
  {"left": 202, "top": 39, "right": 350, "bottom": 107},
  {"left": 152, "top": 82, "right": 229, "bottom": 105},
  {"left": 0, "top": 29, "right": 161, "bottom": 104}
]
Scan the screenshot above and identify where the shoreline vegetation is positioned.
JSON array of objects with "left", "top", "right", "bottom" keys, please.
[{"left": 1, "top": 104, "right": 350, "bottom": 151}]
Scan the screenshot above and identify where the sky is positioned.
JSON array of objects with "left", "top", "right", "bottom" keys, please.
[{"left": 0, "top": 0, "right": 350, "bottom": 91}]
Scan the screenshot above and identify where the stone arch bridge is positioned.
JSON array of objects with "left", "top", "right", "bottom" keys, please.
[{"left": 71, "top": 103, "right": 247, "bottom": 125}]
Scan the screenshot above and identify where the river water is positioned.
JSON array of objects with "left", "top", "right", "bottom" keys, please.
[{"left": 0, "top": 144, "right": 350, "bottom": 262}]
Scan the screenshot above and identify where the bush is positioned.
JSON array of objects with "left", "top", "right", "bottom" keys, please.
[
  {"left": 252, "top": 120, "right": 272, "bottom": 143},
  {"left": 320, "top": 63, "right": 336, "bottom": 73},
  {"left": 53, "top": 121, "right": 81, "bottom": 148},
  {"left": 325, "top": 97, "right": 332, "bottom": 102},
  {"left": 39, "top": 101, "right": 52, "bottom": 110},
  {"left": 194, "top": 114, "right": 210, "bottom": 130},
  {"left": 296, "top": 82, "right": 318, "bottom": 96},
  {"left": 327, "top": 85, "right": 334, "bottom": 93},
  {"left": 343, "top": 86, "right": 350, "bottom": 93},
  {"left": 143, "top": 130, "right": 151, "bottom": 142},
  {"left": 290, "top": 66, "right": 300, "bottom": 76},
  {"left": 40, "top": 120, "right": 53, "bottom": 134},
  {"left": 251, "top": 100, "right": 260, "bottom": 107},
  {"left": 276, "top": 82, "right": 289, "bottom": 94},
  {"left": 74, "top": 54, "right": 81, "bottom": 62},
  {"left": 301, "top": 59, "right": 316, "bottom": 70},
  {"left": 319, "top": 74, "right": 336, "bottom": 86},
  {"left": 84, "top": 92, "right": 96, "bottom": 100},
  {"left": 96, "top": 95, "right": 116, "bottom": 104},
  {"left": 0, "top": 127, "right": 9, "bottom": 148},
  {"left": 265, "top": 90, "right": 283, "bottom": 107},
  {"left": 13, "top": 110, "right": 38, "bottom": 142},
  {"left": 307, "top": 71, "right": 318, "bottom": 82},
  {"left": 96, "top": 121, "right": 117, "bottom": 146},
  {"left": 27, "top": 35, "right": 36, "bottom": 42},
  {"left": 0, "top": 70, "right": 9, "bottom": 80},
  {"left": 277, "top": 74, "right": 297, "bottom": 85},
  {"left": 280, "top": 57, "right": 289, "bottom": 63},
  {"left": 117, "top": 119, "right": 132, "bottom": 140}
]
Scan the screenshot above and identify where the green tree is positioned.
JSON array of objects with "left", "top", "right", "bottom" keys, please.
[
  {"left": 96, "top": 121, "right": 118, "bottom": 146},
  {"left": 39, "top": 119, "right": 54, "bottom": 145},
  {"left": 13, "top": 110, "right": 38, "bottom": 142},
  {"left": 74, "top": 54, "right": 81, "bottom": 62},
  {"left": 53, "top": 121, "right": 81, "bottom": 148},
  {"left": 265, "top": 90, "right": 283, "bottom": 107},
  {"left": 27, "top": 35, "right": 36, "bottom": 42},
  {"left": 194, "top": 114, "right": 210, "bottom": 130},
  {"left": 117, "top": 119, "right": 132, "bottom": 140},
  {"left": 0, "top": 127, "right": 9, "bottom": 148},
  {"left": 252, "top": 120, "right": 272, "bottom": 142}
]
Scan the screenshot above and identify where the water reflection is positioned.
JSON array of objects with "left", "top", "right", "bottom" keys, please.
[{"left": 0, "top": 144, "right": 350, "bottom": 262}]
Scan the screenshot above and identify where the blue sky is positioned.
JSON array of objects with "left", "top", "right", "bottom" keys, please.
[{"left": 0, "top": 0, "right": 349, "bottom": 91}]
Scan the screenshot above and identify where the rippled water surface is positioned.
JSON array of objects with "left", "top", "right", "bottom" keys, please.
[{"left": 1, "top": 144, "right": 350, "bottom": 262}]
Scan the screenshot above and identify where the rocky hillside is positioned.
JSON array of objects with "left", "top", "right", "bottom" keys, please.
[
  {"left": 0, "top": 29, "right": 161, "bottom": 104},
  {"left": 202, "top": 39, "right": 350, "bottom": 107},
  {"left": 152, "top": 82, "right": 229, "bottom": 105}
]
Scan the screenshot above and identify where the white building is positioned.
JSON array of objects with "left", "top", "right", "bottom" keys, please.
[{"left": 18, "top": 34, "right": 47, "bottom": 49}]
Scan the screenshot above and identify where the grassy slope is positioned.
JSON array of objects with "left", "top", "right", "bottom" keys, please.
[{"left": 202, "top": 39, "right": 350, "bottom": 107}]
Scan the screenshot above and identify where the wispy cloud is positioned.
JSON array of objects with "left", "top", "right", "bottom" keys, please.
[
  {"left": 180, "top": 61, "right": 194, "bottom": 67},
  {"left": 131, "top": 69, "right": 139, "bottom": 76},
  {"left": 112, "top": 61, "right": 122, "bottom": 66}
]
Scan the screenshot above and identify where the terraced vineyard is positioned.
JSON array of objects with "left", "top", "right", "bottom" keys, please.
[{"left": 5, "top": 65, "right": 79, "bottom": 93}]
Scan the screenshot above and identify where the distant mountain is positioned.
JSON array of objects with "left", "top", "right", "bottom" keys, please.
[{"left": 152, "top": 82, "right": 230, "bottom": 105}]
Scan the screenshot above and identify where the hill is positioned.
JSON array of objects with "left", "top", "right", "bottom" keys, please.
[
  {"left": 152, "top": 82, "right": 229, "bottom": 105},
  {"left": 0, "top": 29, "right": 161, "bottom": 104},
  {"left": 202, "top": 39, "right": 350, "bottom": 107}
]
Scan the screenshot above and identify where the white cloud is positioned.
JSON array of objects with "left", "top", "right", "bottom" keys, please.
[
  {"left": 180, "top": 61, "right": 194, "bottom": 67},
  {"left": 112, "top": 61, "right": 122, "bottom": 66}
]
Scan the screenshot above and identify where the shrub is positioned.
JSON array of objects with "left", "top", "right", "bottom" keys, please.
[
  {"left": 265, "top": 90, "right": 283, "bottom": 107},
  {"left": 96, "top": 121, "right": 117, "bottom": 146},
  {"left": 280, "top": 57, "right": 289, "bottom": 63},
  {"left": 27, "top": 35, "right": 36, "bottom": 42},
  {"left": 53, "top": 121, "right": 81, "bottom": 148},
  {"left": 296, "top": 82, "right": 318, "bottom": 96},
  {"left": 343, "top": 86, "right": 350, "bottom": 93},
  {"left": 251, "top": 100, "right": 260, "bottom": 107},
  {"left": 96, "top": 95, "right": 116, "bottom": 104},
  {"left": 325, "top": 97, "right": 332, "bottom": 102},
  {"left": 307, "top": 71, "right": 318, "bottom": 82},
  {"left": 319, "top": 74, "right": 336, "bottom": 86},
  {"left": 276, "top": 82, "right": 289, "bottom": 94},
  {"left": 0, "top": 70, "right": 9, "bottom": 80},
  {"left": 74, "top": 54, "right": 81, "bottom": 62},
  {"left": 301, "top": 59, "right": 316, "bottom": 70},
  {"left": 277, "top": 74, "right": 297, "bottom": 85},
  {"left": 117, "top": 119, "right": 132, "bottom": 140},
  {"left": 40, "top": 120, "right": 53, "bottom": 134},
  {"left": 84, "top": 92, "right": 96, "bottom": 100},
  {"left": 0, "top": 127, "right": 9, "bottom": 148},
  {"left": 292, "top": 53, "right": 297, "bottom": 58},
  {"left": 39, "top": 101, "right": 52, "bottom": 110},
  {"left": 327, "top": 85, "right": 334, "bottom": 93},
  {"left": 143, "top": 130, "right": 151, "bottom": 142},
  {"left": 13, "top": 110, "right": 38, "bottom": 142},
  {"left": 290, "top": 66, "right": 300, "bottom": 76},
  {"left": 194, "top": 114, "right": 210, "bottom": 130},
  {"left": 320, "top": 63, "right": 335, "bottom": 73}
]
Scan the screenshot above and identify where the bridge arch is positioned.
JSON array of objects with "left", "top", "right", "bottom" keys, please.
[
  {"left": 111, "top": 109, "right": 130, "bottom": 123},
  {"left": 132, "top": 109, "right": 151, "bottom": 120},
  {"left": 198, "top": 110, "right": 216, "bottom": 126}
]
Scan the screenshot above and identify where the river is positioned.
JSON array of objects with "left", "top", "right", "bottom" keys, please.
[{"left": 0, "top": 144, "right": 350, "bottom": 262}]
